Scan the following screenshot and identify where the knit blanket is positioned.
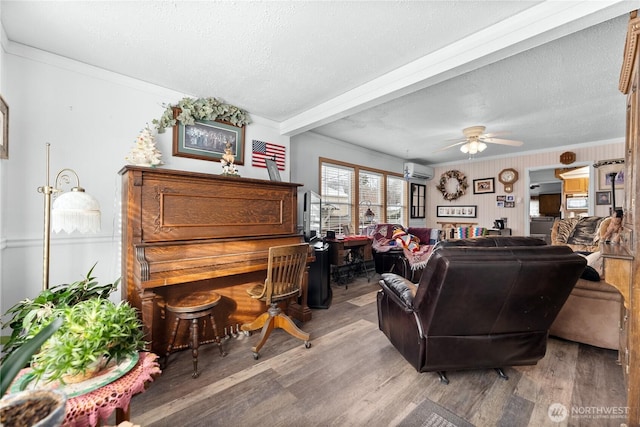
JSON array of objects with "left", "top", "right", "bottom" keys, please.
[{"left": 402, "top": 244, "right": 434, "bottom": 270}]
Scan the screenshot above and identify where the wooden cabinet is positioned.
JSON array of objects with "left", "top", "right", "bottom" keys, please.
[
  {"left": 617, "top": 11, "right": 640, "bottom": 424},
  {"left": 563, "top": 177, "right": 588, "bottom": 193},
  {"left": 538, "top": 194, "right": 561, "bottom": 216},
  {"left": 602, "top": 246, "right": 633, "bottom": 381}
]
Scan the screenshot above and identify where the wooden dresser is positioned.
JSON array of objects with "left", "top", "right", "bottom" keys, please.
[
  {"left": 119, "top": 166, "right": 311, "bottom": 354},
  {"left": 616, "top": 10, "right": 640, "bottom": 424}
]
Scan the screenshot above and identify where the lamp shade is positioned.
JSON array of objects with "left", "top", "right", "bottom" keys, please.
[{"left": 52, "top": 189, "right": 101, "bottom": 233}]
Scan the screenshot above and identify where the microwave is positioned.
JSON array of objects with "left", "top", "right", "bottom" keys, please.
[{"left": 566, "top": 195, "right": 588, "bottom": 210}]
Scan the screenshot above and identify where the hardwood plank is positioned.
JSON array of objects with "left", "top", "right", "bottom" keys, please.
[
  {"left": 122, "top": 275, "right": 627, "bottom": 427},
  {"left": 513, "top": 338, "right": 579, "bottom": 425}
]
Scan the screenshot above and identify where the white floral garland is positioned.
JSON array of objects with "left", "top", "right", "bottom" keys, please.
[
  {"left": 436, "top": 170, "right": 468, "bottom": 201},
  {"left": 153, "top": 97, "right": 251, "bottom": 133}
]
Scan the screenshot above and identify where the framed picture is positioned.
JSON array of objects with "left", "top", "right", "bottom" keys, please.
[
  {"left": 473, "top": 177, "right": 495, "bottom": 194},
  {"left": 173, "top": 113, "right": 245, "bottom": 164},
  {"left": 598, "top": 168, "right": 624, "bottom": 190},
  {"left": 265, "top": 158, "right": 281, "bottom": 181},
  {"left": 436, "top": 205, "right": 477, "bottom": 218},
  {"left": 0, "top": 95, "right": 8, "bottom": 160},
  {"left": 596, "top": 191, "right": 611, "bottom": 205}
]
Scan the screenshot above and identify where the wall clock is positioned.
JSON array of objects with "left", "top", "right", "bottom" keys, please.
[{"left": 498, "top": 168, "right": 518, "bottom": 193}]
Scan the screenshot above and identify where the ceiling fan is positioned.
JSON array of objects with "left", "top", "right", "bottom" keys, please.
[{"left": 441, "top": 125, "right": 523, "bottom": 155}]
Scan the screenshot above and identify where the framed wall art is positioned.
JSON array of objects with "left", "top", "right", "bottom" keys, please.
[
  {"left": 598, "top": 170, "right": 624, "bottom": 190},
  {"left": 473, "top": 177, "right": 495, "bottom": 194},
  {"left": 0, "top": 95, "right": 8, "bottom": 159},
  {"left": 436, "top": 205, "right": 477, "bottom": 218},
  {"left": 173, "top": 117, "right": 245, "bottom": 164},
  {"left": 596, "top": 191, "right": 611, "bottom": 205}
]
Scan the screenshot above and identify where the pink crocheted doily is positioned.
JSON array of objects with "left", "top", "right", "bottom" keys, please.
[{"left": 62, "top": 352, "right": 161, "bottom": 427}]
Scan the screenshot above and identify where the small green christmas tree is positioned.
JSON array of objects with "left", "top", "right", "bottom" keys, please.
[{"left": 125, "top": 125, "right": 163, "bottom": 167}]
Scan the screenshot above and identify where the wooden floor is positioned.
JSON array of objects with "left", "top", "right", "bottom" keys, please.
[{"left": 123, "top": 274, "right": 627, "bottom": 427}]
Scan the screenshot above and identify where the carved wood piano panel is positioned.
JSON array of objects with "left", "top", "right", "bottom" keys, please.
[{"left": 120, "top": 166, "right": 309, "bottom": 354}]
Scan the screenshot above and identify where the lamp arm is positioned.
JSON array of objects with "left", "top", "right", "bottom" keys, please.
[{"left": 54, "top": 168, "right": 83, "bottom": 191}]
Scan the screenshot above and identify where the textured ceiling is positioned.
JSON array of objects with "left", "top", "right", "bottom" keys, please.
[{"left": 1, "top": 1, "right": 637, "bottom": 164}]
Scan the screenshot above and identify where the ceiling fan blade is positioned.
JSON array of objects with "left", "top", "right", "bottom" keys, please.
[
  {"left": 482, "top": 131, "right": 511, "bottom": 138},
  {"left": 480, "top": 137, "right": 523, "bottom": 146},
  {"left": 438, "top": 140, "right": 467, "bottom": 151}
]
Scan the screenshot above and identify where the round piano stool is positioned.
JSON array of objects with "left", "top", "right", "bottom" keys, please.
[{"left": 164, "top": 291, "right": 227, "bottom": 378}]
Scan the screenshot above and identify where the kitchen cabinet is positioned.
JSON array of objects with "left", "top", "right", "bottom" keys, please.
[{"left": 563, "top": 178, "right": 588, "bottom": 193}]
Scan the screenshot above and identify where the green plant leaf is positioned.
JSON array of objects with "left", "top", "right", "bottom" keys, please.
[{"left": 1, "top": 317, "right": 62, "bottom": 397}]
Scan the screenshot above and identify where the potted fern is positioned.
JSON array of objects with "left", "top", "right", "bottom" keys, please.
[{"left": 1, "top": 265, "right": 145, "bottom": 398}]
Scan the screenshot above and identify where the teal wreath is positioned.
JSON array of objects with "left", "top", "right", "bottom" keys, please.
[{"left": 436, "top": 170, "right": 468, "bottom": 201}]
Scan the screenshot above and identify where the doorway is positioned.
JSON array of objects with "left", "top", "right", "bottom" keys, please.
[{"left": 524, "top": 162, "right": 594, "bottom": 238}]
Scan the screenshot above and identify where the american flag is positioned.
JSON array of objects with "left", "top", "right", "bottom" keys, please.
[{"left": 252, "top": 140, "right": 286, "bottom": 170}]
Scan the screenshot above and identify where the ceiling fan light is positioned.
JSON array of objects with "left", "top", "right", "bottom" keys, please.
[
  {"left": 478, "top": 142, "right": 487, "bottom": 152},
  {"left": 460, "top": 144, "right": 469, "bottom": 154}
]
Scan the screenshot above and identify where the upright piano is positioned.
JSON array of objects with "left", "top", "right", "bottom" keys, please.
[{"left": 119, "top": 166, "right": 311, "bottom": 354}]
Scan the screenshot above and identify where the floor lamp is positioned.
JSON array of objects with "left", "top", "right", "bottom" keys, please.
[{"left": 37, "top": 143, "right": 101, "bottom": 290}]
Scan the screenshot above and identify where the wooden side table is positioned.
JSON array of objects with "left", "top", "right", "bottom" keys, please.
[
  {"left": 64, "top": 352, "right": 161, "bottom": 426},
  {"left": 12, "top": 352, "right": 161, "bottom": 427}
]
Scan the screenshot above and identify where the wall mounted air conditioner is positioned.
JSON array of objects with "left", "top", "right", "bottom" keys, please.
[{"left": 403, "top": 162, "right": 434, "bottom": 180}]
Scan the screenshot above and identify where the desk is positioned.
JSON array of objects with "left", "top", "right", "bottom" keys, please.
[{"left": 326, "top": 237, "right": 373, "bottom": 285}]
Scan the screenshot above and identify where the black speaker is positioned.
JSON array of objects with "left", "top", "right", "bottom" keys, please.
[{"left": 307, "top": 245, "right": 332, "bottom": 309}]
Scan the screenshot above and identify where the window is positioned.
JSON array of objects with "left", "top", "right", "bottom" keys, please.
[
  {"left": 320, "top": 158, "right": 406, "bottom": 234},
  {"left": 409, "top": 183, "right": 425, "bottom": 219},
  {"left": 530, "top": 196, "right": 540, "bottom": 217},
  {"left": 388, "top": 175, "right": 407, "bottom": 224},
  {"left": 321, "top": 163, "right": 355, "bottom": 235},
  {"left": 359, "top": 170, "right": 382, "bottom": 231}
]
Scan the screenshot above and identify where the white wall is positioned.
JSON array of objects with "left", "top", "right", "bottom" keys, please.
[
  {"left": 0, "top": 41, "right": 289, "bottom": 316},
  {"left": 0, "top": 8, "right": 6, "bottom": 302},
  {"left": 427, "top": 141, "right": 625, "bottom": 235}
]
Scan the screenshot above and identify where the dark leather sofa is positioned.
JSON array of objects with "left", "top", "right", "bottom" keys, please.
[{"left": 376, "top": 236, "right": 586, "bottom": 383}]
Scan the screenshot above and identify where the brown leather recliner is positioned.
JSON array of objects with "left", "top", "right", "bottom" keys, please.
[{"left": 376, "top": 237, "right": 586, "bottom": 383}]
